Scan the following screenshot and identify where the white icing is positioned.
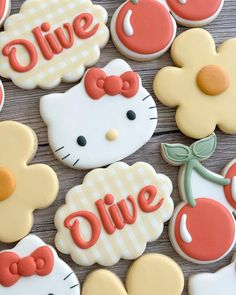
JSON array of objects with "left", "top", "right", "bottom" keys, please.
[
  {"left": 231, "top": 177, "right": 236, "bottom": 202},
  {"left": 123, "top": 9, "right": 133, "bottom": 36},
  {"left": 0, "top": 235, "right": 80, "bottom": 294},
  {"left": 179, "top": 0, "right": 187, "bottom": 4},
  {"left": 40, "top": 59, "right": 158, "bottom": 170},
  {"left": 189, "top": 256, "right": 236, "bottom": 295},
  {"left": 0, "top": 0, "right": 11, "bottom": 27},
  {"left": 180, "top": 214, "right": 192, "bottom": 243}
]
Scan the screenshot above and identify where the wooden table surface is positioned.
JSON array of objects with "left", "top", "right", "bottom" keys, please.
[{"left": 0, "top": 0, "right": 236, "bottom": 294}]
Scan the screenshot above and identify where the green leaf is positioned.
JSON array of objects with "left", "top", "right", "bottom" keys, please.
[
  {"left": 191, "top": 133, "right": 217, "bottom": 161},
  {"left": 161, "top": 143, "right": 191, "bottom": 165}
]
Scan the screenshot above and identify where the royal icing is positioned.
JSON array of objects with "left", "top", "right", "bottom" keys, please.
[
  {"left": 0, "top": 0, "right": 10, "bottom": 27},
  {"left": 82, "top": 254, "right": 184, "bottom": 295},
  {"left": 40, "top": 59, "right": 158, "bottom": 170},
  {"left": 55, "top": 162, "right": 173, "bottom": 266},
  {"left": 110, "top": 0, "right": 177, "bottom": 61},
  {"left": 166, "top": 0, "right": 224, "bottom": 27},
  {"left": 154, "top": 28, "right": 236, "bottom": 139},
  {"left": 0, "top": 0, "right": 109, "bottom": 89},
  {"left": 0, "top": 121, "right": 59, "bottom": 243},
  {"left": 162, "top": 134, "right": 236, "bottom": 264},
  {"left": 189, "top": 254, "right": 236, "bottom": 295},
  {"left": 0, "top": 235, "right": 80, "bottom": 294}
]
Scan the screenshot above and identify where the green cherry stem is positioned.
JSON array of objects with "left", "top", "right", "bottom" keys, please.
[
  {"left": 184, "top": 159, "right": 230, "bottom": 208},
  {"left": 131, "top": 0, "right": 139, "bottom": 4}
]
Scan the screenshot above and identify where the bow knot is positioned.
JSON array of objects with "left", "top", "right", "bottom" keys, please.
[
  {"left": 84, "top": 68, "right": 139, "bottom": 100},
  {"left": 0, "top": 246, "right": 54, "bottom": 287}
]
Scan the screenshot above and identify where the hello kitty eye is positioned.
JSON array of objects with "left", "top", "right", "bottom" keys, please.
[
  {"left": 126, "top": 110, "right": 136, "bottom": 120},
  {"left": 77, "top": 136, "right": 87, "bottom": 147}
]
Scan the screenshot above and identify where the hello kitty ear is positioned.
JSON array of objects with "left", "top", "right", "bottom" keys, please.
[
  {"left": 102, "top": 59, "right": 135, "bottom": 77},
  {"left": 40, "top": 93, "right": 64, "bottom": 125},
  {"left": 12, "top": 235, "right": 46, "bottom": 256}
]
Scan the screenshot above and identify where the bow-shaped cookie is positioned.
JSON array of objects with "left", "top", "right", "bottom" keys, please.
[{"left": 82, "top": 254, "right": 184, "bottom": 295}]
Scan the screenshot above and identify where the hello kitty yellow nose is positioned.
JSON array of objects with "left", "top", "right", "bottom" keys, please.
[{"left": 106, "top": 129, "right": 119, "bottom": 141}]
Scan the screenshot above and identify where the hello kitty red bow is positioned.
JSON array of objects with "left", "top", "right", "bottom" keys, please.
[
  {"left": 84, "top": 68, "right": 139, "bottom": 99},
  {"left": 0, "top": 246, "right": 54, "bottom": 287}
]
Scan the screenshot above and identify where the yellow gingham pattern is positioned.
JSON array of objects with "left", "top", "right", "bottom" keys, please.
[
  {"left": 55, "top": 162, "right": 174, "bottom": 266},
  {"left": 0, "top": 0, "right": 109, "bottom": 89}
]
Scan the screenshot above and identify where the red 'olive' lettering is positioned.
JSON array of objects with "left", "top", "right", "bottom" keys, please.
[
  {"left": 64, "top": 211, "right": 101, "bottom": 249},
  {"left": 138, "top": 185, "right": 164, "bottom": 212},
  {"left": 2, "top": 13, "right": 99, "bottom": 72},
  {"left": 2, "top": 39, "right": 38, "bottom": 73},
  {"left": 64, "top": 185, "right": 164, "bottom": 250}
]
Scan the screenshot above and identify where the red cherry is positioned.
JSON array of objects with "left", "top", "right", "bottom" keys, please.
[
  {"left": 173, "top": 198, "right": 235, "bottom": 262},
  {"left": 166, "top": 0, "right": 223, "bottom": 21},
  {"left": 224, "top": 161, "right": 236, "bottom": 210},
  {"left": 115, "top": 0, "right": 175, "bottom": 54}
]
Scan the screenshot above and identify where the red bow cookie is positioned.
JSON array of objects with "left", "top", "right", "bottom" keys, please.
[
  {"left": 0, "top": 246, "right": 54, "bottom": 287},
  {"left": 84, "top": 68, "right": 139, "bottom": 100}
]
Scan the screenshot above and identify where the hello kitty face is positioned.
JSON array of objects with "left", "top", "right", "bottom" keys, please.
[
  {"left": 189, "top": 254, "right": 236, "bottom": 295},
  {"left": 40, "top": 59, "right": 157, "bottom": 170},
  {"left": 0, "top": 235, "right": 80, "bottom": 295}
]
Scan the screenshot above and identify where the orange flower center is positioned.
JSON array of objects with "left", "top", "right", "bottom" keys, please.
[
  {"left": 0, "top": 167, "right": 16, "bottom": 201},
  {"left": 196, "top": 65, "right": 230, "bottom": 96}
]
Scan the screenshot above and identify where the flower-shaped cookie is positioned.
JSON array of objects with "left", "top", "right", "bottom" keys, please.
[
  {"left": 154, "top": 28, "right": 236, "bottom": 139},
  {"left": 0, "top": 121, "right": 59, "bottom": 243}
]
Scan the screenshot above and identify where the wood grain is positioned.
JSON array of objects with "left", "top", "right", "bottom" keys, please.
[{"left": 0, "top": 0, "right": 236, "bottom": 294}]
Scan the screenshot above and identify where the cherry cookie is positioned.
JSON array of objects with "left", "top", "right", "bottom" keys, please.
[
  {"left": 55, "top": 162, "right": 173, "bottom": 266},
  {"left": 111, "top": 0, "right": 177, "bottom": 61},
  {"left": 162, "top": 133, "right": 236, "bottom": 264},
  {"left": 0, "top": 235, "right": 80, "bottom": 294},
  {"left": 166, "top": 0, "right": 224, "bottom": 27},
  {"left": 111, "top": 0, "right": 224, "bottom": 61},
  {"left": 0, "top": 0, "right": 11, "bottom": 27},
  {"left": 82, "top": 254, "right": 184, "bottom": 295},
  {"left": 189, "top": 254, "right": 236, "bottom": 295}
]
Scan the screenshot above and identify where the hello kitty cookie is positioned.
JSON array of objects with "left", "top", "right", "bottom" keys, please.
[
  {"left": 0, "top": 80, "right": 5, "bottom": 111},
  {"left": 0, "top": 0, "right": 109, "bottom": 89},
  {"left": 40, "top": 59, "right": 158, "bottom": 170},
  {"left": 166, "top": 0, "right": 224, "bottom": 27},
  {"left": 0, "top": 235, "right": 80, "bottom": 294},
  {"left": 162, "top": 134, "right": 236, "bottom": 264},
  {"left": 189, "top": 254, "right": 236, "bottom": 295},
  {"left": 82, "top": 254, "right": 184, "bottom": 295},
  {"left": 55, "top": 162, "right": 173, "bottom": 266},
  {"left": 111, "top": 0, "right": 176, "bottom": 61},
  {"left": 0, "top": 0, "right": 11, "bottom": 27}
]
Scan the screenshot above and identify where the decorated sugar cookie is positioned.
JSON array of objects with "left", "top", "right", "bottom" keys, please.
[
  {"left": 40, "top": 59, "right": 158, "bottom": 170},
  {"left": 189, "top": 254, "right": 236, "bottom": 295},
  {"left": 55, "top": 162, "right": 173, "bottom": 266},
  {"left": 162, "top": 134, "right": 236, "bottom": 264},
  {"left": 0, "top": 0, "right": 11, "bottom": 27},
  {"left": 0, "top": 235, "right": 80, "bottom": 294},
  {"left": 0, "top": 121, "right": 59, "bottom": 243},
  {"left": 166, "top": 0, "right": 224, "bottom": 27},
  {"left": 0, "top": 0, "right": 109, "bottom": 89},
  {"left": 82, "top": 254, "right": 184, "bottom": 295},
  {"left": 111, "top": 0, "right": 176, "bottom": 61},
  {"left": 154, "top": 28, "right": 236, "bottom": 139}
]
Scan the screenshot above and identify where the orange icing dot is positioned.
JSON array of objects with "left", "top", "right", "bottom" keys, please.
[{"left": 0, "top": 167, "right": 16, "bottom": 201}]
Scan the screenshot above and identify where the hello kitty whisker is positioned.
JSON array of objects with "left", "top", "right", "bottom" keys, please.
[
  {"left": 150, "top": 117, "right": 158, "bottom": 120},
  {"left": 73, "top": 159, "right": 80, "bottom": 167},
  {"left": 55, "top": 146, "right": 64, "bottom": 152},
  {"left": 149, "top": 106, "right": 157, "bottom": 109},
  {"left": 64, "top": 272, "right": 73, "bottom": 280},
  {"left": 70, "top": 284, "right": 79, "bottom": 289},
  {"left": 142, "top": 94, "right": 151, "bottom": 101},
  {"left": 62, "top": 154, "right": 70, "bottom": 160}
]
